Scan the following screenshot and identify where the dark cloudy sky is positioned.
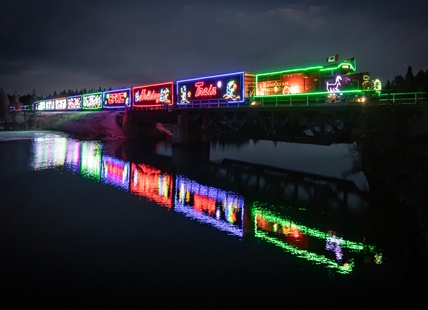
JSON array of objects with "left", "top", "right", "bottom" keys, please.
[{"left": 1, "top": 0, "right": 427, "bottom": 96}]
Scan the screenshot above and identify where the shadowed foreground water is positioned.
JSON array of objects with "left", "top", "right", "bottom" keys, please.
[{"left": 0, "top": 132, "right": 427, "bottom": 307}]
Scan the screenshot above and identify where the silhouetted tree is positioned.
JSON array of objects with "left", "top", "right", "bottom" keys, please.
[
  {"left": 19, "top": 93, "right": 34, "bottom": 105},
  {"left": 384, "top": 80, "right": 392, "bottom": 91},
  {"left": 414, "top": 70, "right": 425, "bottom": 92},
  {"left": 405, "top": 66, "right": 415, "bottom": 92},
  {"left": 391, "top": 74, "right": 405, "bottom": 92},
  {"left": 0, "top": 88, "right": 10, "bottom": 120}
]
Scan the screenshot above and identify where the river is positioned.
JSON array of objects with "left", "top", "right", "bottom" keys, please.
[{"left": 0, "top": 131, "right": 427, "bottom": 307}]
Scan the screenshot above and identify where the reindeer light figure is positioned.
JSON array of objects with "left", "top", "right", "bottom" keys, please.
[
  {"left": 326, "top": 75, "right": 343, "bottom": 104},
  {"left": 326, "top": 75, "right": 342, "bottom": 93}
]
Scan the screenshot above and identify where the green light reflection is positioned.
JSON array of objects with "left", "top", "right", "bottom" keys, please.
[{"left": 252, "top": 201, "right": 377, "bottom": 274}]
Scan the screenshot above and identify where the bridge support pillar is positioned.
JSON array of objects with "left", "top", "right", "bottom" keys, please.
[
  {"left": 171, "top": 113, "right": 208, "bottom": 146},
  {"left": 171, "top": 114, "right": 188, "bottom": 145}
]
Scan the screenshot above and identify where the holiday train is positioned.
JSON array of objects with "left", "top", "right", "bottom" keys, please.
[{"left": 32, "top": 57, "right": 382, "bottom": 111}]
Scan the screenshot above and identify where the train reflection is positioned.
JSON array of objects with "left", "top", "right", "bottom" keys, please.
[{"left": 29, "top": 134, "right": 380, "bottom": 274}]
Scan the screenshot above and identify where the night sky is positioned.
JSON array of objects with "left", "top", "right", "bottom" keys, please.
[{"left": 1, "top": 0, "right": 428, "bottom": 97}]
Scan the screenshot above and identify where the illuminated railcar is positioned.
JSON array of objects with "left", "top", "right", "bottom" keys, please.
[
  {"left": 176, "top": 71, "right": 255, "bottom": 107},
  {"left": 131, "top": 82, "right": 174, "bottom": 111},
  {"left": 82, "top": 92, "right": 103, "bottom": 110},
  {"left": 103, "top": 88, "right": 131, "bottom": 109},
  {"left": 67, "top": 95, "right": 82, "bottom": 110},
  {"left": 253, "top": 58, "right": 381, "bottom": 105},
  {"left": 33, "top": 98, "right": 55, "bottom": 111}
]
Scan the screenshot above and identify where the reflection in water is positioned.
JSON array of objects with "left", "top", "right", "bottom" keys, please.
[
  {"left": 80, "top": 141, "right": 102, "bottom": 181},
  {"left": 130, "top": 163, "right": 173, "bottom": 208},
  {"left": 30, "top": 134, "right": 67, "bottom": 170},
  {"left": 65, "top": 138, "right": 81, "bottom": 173},
  {"left": 174, "top": 175, "right": 244, "bottom": 237},
  {"left": 253, "top": 202, "right": 376, "bottom": 274},
  {"left": 28, "top": 134, "right": 380, "bottom": 275},
  {"left": 101, "top": 155, "right": 130, "bottom": 191}
]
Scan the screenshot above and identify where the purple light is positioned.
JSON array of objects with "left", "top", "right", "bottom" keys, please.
[
  {"left": 326, "top": 235, "right": 344, "bottom": 261},
  {"left": 174, "top": 175, "right": 245, "bottom": 237}
]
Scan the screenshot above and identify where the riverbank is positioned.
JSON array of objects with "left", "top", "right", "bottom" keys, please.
[{"left": 1, "top": 110, "right": 172, "bottom": 141}]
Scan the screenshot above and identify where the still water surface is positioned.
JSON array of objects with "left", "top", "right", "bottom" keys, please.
[{"left": 0, "top": 131, "right": 426, "bottom": 306}]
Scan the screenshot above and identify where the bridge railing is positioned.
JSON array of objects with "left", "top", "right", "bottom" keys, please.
[
  {"left": 176, "top": 99, "right": 248, "bottom": 109},
  {"left": 250, "top": 94, "right": 348, "bottom": 107},
  {"left": 378, "top": 92, "right": 427, "bottom": 104}
]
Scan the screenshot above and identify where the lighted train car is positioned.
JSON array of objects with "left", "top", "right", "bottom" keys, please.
[
  {"left": 103, "top": 88, "right": 131, "bottom": 109},
  {"left": 33, "top": 98, "right": 55, "bottom": 111},
  {"left": 67, "top": 95, "right": 82, "bottom": 110},
  {"left": 132, "top": 82, "right": 174, "bottom": 110},
  {"left": 176, "top": 71, "right": 255, "bottom": 106},
  {"left": 82, "top": 92, "right": 103, "bottom": 110},
  {"left": 34, "top": 97, "right": 74, "bottom": 111},
  {"left": 254, "top": 58, "right": 380, "bottom": 105},
  {"left": 54, "top": 98, "right": 67, "bottom": 110}
]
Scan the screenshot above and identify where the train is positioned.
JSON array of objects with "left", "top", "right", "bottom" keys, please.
[{"left": 31, "top": 57, "right": 382, "bottom": 112}]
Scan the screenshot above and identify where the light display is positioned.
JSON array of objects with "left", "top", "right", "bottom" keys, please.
[
  {"left": 34, "top": 99, "right": 55, "bottom": 111},
  {"left": 103, "top": 88, "right": 131, "bottom": 109},
  {"left": 130, "top": 163, "right": 173, "bottom": 208},
  {"left": 80, "top": 141, "right": 102, "bottom": 181},
  {"left": 252, "top": 201, "right": 378, "bottom": 274},
  {"left": 132, "top": 82, "right": 174, "bottom": 108},
  {"left": 326, "top": 76, "right": 342, "bottom": 93},
  {"left": 67, "top": 95, "right": 82, "bottom": 110},
  {"left": 30, "top": 134, "right": 67, "bottom": 170},
  {"left": 82, "top": 92, "right": 102, "bottom": 110},
  {"left": 55, "top": 98, "right": 67, "bottom": 110},
  {"left": 325, "top": 235, "right": 344, "bottom": 261},
  {"left": 174, "top": 175, "right": 244, "bottom": 237},
  {"left": 255, "top": 61, "right": 371, "bottom": 99},
  {"left": 373, "top": 79, "right": 382, "bottom": 92},
  {"left": 64, "top": 138, "right": 81, "bottom": 173},
  {"left": 176, "top": 72, "right": 254, "bottom": 105},
  {"left": 34, "top": 101, "right": 45, "bottom": 111},
  {"left": 101, "top": 155, "right": 130, "bottom": 191},
  {"left": 45, "top": 99, "right": 55, "bottom": 110}
]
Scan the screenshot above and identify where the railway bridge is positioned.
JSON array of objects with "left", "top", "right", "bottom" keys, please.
[
  {"left": 125, "top": 91, "right": 428, "bottom": 145},
  {"left": 5, "top": 91, "right": 428, "bottom": 145}
]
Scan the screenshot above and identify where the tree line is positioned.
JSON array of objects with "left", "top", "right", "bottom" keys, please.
[{"left": 383, "top": 66, "right": 428, "bottom": 93}]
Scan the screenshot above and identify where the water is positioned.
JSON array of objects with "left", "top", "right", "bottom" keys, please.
[{"left": 0, "top": 131, "right": 427, "bottom": 307}]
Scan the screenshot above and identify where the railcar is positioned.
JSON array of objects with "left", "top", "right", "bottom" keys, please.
[
  {"left": 103, "top": 88, "right": 131, "bottom": 109},
  {"left": 253, "top": 58, "right": 381, "bottom": 105},
  {"left": 132, "top": 82, "right": 174, "bottom": 111},
  {"left": 176, "top": 71, "right": 255, "bottom": 107}
]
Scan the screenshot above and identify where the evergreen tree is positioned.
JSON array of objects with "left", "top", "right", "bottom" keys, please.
[
  {"left": 31, "top": 89, "right": 37, "bottom": 101},
  {"left": 393, "top": 74, "right": 405, "bottom": 92},
  {"left": 384, "top": 80, "right": 391, "bottom": 91},
  {"left": 405, "top": 66, "right": 415, "bottom": 92},
  {"left": 414, "top": 70, "right": 425, "bottom": 92},
  {"left": 0, "top": 88, "right": 10, "bottom": 119}
]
